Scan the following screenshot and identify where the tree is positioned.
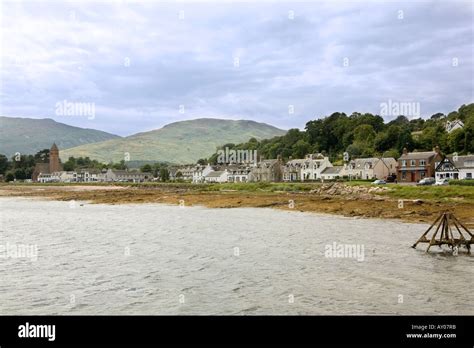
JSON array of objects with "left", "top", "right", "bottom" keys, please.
[
  {"left": 292, "top": 139, "right": 311, "bottom": 159},
  {"left": 353, "top": 124, "right": 376, "bottom": 145},
  {"left": 140, "top": 164, "right": 152, "bottom": 173},
  {"left": 34, "top": 149, "right": 50, "bottom": 163},
  {"left": 14, "top": 168, "right": 26, "bottom": 180},
  {"left": 159, "top": 168, "right": 170, "bottom": 182},
  {"left": 458, "top": 104, "right": 474, "bottom": 121},
  {"left": 5, "top": 172, "right": 15, "bottom": 182},
  {"left": 113, "top": 160, "right": 128, "bottom": 170},
  {"left": 447, "top": 128, "right": 465, "bottom": 153},
  {"left": 0, "top": 154, "right": 9, "bottom": 174}
]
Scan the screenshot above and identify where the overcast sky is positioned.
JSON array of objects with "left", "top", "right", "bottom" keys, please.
[{"left": 1, "top": 0, "right": 472, "bottom": 136}]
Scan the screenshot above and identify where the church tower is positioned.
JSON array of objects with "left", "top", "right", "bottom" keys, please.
[{"left": 49, "top": 143, "right": 60, "bottom": 172}]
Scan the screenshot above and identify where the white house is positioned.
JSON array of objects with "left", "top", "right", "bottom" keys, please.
[
  {"left": 99, "top": 169, "right": 151, "bottom": 182},
  {"left": 320, "top": 166, "right": 344, "bottom": 180},
  {"left": 283, "top": 159, "right": 305, "bottom": 182},
  {"left": 342, "top": 158, "right": 378, "bottom": 179},
  {"left": 175, "top": 166, "right": 195, "bottom": 181},
  {"left": 300, "top": 153, "right": 333, "bottom": 181},
  {"left": 37, "top": 172, "right": 60, "bottom": 183},
  {"left": 204, "top": 170, "right": 228, "bottom": 183},
  {"left": 53, "top": 171, "right": 76, "bottom": 182},
  {"left": 226, "top": 165, "right": 252, "bottom": 182},
  {"left": 76, "top": 168, "right": 102, "bottom": 182},
  {"left": 192, "top": 164, "right": 214, "bottom": 183},
  {"left": 445, "top": 120, "right": 464, "bottom": 133},
  {"left": 435, "top": 155, "right": 474, "bottom": 180}
]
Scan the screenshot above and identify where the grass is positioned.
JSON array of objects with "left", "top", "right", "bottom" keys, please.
[
  {"left": 377, "top": 184, "right": 474, "bottom": 202},
  {"left": 3, "top": 181, "right": 473, "bottom": 203}
]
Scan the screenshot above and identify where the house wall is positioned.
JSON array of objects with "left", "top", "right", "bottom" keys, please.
[
  {"left": 397, "top": 154, "right": 442, "bottom": 182},
  {"left": 373, "top": 158, "right": 397, "bottom": 179}
]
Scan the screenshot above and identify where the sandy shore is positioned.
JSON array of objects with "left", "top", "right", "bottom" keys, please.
[{"left": 1, "top": 183, "right": 473, "bottom": 227}]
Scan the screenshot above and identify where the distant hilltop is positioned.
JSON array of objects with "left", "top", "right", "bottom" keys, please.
[
  {"left": 61, "top": 118, "right": 286, "bottom": 164},
  {"left": 0, "top": 116, "right": 120, "bottom": 157}
]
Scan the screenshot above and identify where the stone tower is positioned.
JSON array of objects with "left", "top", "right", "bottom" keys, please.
[{"left": 49, "top": 143, "right": 60, "bottom": 173}]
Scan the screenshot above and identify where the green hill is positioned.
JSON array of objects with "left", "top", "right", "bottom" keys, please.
[
  {"left": 60, "top": 118, "right": 286, "bottom": 164},
  {"left": 0, "top": 116, "right": 120, "bottom": 156}
]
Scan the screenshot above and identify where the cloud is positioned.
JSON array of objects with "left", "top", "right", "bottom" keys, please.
[{"left": 1, "top": 0, "right": 472, "bottom": 135}]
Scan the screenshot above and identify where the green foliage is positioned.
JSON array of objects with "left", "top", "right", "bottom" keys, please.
[
  {"left": 112, "top": 160, "right": 128, "bottom": 170},
  {"left": 5, "top": 172, "right": 15, "bottom": 182},
  {"left": 63, "top": 156, "right": 105, "bottom": 171},
  {"left": 203, "top": 103, "right": 473, "bottom": 162},
  {"left": 449, "top": 180, "right": 474, "bottom": 186},
  {"left": 159, "top": 168, "right": 170, "bottom": 182},
  {"left": 0, "top": 154, "right": 9, "bottom": 175},
  {"left": 140, "top": 164, "right": 152, "bottom": 173}
]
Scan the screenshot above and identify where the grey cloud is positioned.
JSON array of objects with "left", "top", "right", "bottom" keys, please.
[{"left": 0, "top": 1, "right": 472, "bottom": 136}]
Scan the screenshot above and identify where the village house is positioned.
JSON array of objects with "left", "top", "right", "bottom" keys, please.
[
  {"left": 343, "top": 157, "right": 397, "bottom": 180},
  {"left": 54, "top": 171, "right": 76, "bottom": 182},
  {"left": 204, "top": 170, "right": 228, "bottom": 183},
  {"left": 343, "top": 158, "right": 377, "bottom": 179},
  {"left": 300, "top": 153, "right": 333, "bottom": 181},
  {"left": 192, "top": 164, "right": 214, "bottom": 183},
  {"left": 100, "top": 168, "right": 151, "bottom": 182},
  {"left": 397, "top": 146, "right": 443, "bottom": 182},
  {"left": 435, "top": 155, "right": 474, "bottom": 180},
  {"left": 75, "top": 168, "right": 102, "bottom": 182},
  {"left": 320, "top": 166, "right": 344, "bottom": 180},
  {"left": 283, "top": 158, "right": 305, "bottom": 182},
  {"left": 175, "top": 165, "right": 195, "bottom": 181},
  {"left": 445, "top": 119, "right": 464, "bottom": 133},
  {"left": 249, "top": 157, "right": 284, "bottom": 182},
  {"left": 374, "top": 157, "right": 398, "bottom": 179},
  {"left": 37, "top": 172, "right": 60, "bottom": 183},
  {"left": 225, "top": 164, "right": 252, "bottom": 182}
]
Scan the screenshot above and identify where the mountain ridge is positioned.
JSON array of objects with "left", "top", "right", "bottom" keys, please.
[
  {"left": 60, "top": 118, "right": 286, "bottom": 164},
  {"left": 0, "top": 116, "right": 120, "bottom": 157}
]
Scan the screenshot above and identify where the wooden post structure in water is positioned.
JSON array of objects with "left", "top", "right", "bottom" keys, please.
[{"left": 412, "top": 211, "right": 473, "bottom": 254}]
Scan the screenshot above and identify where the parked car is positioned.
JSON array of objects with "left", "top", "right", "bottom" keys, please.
[
  {"left": 417, "top": 177, "right": 436, "bottom": 186},
  {"left": 372, "top": 179, "right": 387, "bottom": 185},
  {"left": 434, "top": 178, "right": 449, "bottom": 186},
  {"left": 385, "top": 174, "right": 397, "bottom": 183}
]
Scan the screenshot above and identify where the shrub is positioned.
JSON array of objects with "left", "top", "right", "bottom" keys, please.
[{"left": 449, "top": 180, "right": 474, "bottom": 186}]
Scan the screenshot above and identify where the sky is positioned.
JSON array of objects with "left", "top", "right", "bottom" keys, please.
[{"left": 0, "top": 0, "right": 473, "bottom": 136}]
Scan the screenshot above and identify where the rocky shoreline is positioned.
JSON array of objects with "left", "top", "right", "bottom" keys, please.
[{"left": 0, "top": 183, "right": 472, "bottom": 226}]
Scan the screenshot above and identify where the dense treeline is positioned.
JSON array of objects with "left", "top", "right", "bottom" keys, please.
[{"left": 205, "top": 103, "right": 474, "bottom": 164}]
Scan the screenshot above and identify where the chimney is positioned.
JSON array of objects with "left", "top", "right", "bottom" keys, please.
[
  {"left": 434, "top": 145, "right": 440, "bottom": 154},
  {"left": 403, "top": 147, "right": 408, "bottom": 155}
]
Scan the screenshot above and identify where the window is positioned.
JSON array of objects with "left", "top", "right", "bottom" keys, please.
[
  {"left": 419, "top": 160, "right": 426, "bottom": 166},
  {"left": 467, "top": 173, "right": 472, "bottom": 179},
  {"left": 421, "top": 171, "right": 426, "bottom": 178},
  {"left": 402, "top": 172, "right": 406, "bottom": 179},
  {"left": 410, "top": 160, "right": 416, "bottom": 166},
  {"left": 402, "top": 160, "right": 407, "bottom": 167}
]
